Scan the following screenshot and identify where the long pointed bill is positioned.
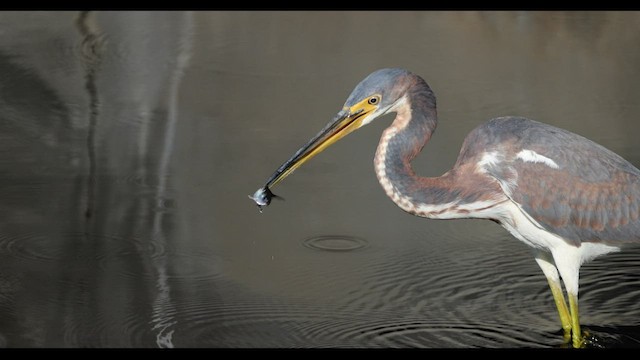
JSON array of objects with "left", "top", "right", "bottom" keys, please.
[{"left": 250, "top": 102, "right": 375, "bottom": 211}]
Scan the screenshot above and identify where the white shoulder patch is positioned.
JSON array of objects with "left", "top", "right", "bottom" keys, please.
[
  {"left": 516, "top": 149, "right": 560, "bottom": 169},
  {"left": 477, "top": 151, "right": 500, "bottom": 172}
]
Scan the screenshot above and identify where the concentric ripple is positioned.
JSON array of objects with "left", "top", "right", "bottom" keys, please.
[
  {"left": 302, "top": 235, "right": 369, "bottom": 252},
  {"left": 93, "top": 236, "right": 223, "bottom": 281},
  {"left": 298, "top": 317, "right": 554, "bottom": 348},
  {"left": 160, "top": 290, "right": 555, "bottom": 348},
  {"left": 156, "top": 230, "right": 562, "bottom": 348},
  {"left": 0, "top": 232, "right": 70, "bottom": 263},
  {"left": 60, "top": 304, "right": 157, "bottom": 347},
  {"left": 165, "top": 294, "right": 367, "bottom": 347}
]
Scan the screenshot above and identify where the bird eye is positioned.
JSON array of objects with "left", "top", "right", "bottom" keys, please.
[{"left": 368, "top": 96, "right": 380, "bottom": 105}]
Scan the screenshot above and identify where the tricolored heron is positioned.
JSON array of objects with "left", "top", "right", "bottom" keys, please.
[{"left": 250, "top": 68, "right": 640, "bottom": 348}]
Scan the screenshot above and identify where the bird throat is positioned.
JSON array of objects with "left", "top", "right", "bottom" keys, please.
[
  {"left": 373, "top": 94, "right": 496, "bottom": 219},
  {"left": 374, "top": 103, "right": 437, "bottom": 217}
]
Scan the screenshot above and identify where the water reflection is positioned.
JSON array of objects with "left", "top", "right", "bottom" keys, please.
[
  {"left": 0, "top": 11, "right": 195, "bottom": 347},
  {"left": 0, "top": 11, "right": 639, "bottom": 348}
]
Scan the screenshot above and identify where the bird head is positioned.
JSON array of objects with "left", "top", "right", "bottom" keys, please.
[{"left": 250, "top": 68, "right": 420, "bottom": 210}]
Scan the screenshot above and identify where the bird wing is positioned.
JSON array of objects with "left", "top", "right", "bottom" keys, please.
[{"left": 462, "top": 117, "right": 640, "bottom": 246}]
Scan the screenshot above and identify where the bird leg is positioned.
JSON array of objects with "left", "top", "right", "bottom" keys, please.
[
  {"left": 534, "top": 252, "right": 572, "bottom": 340},
  {"left": 550, "top": 250, "right": 586, "bottom": 348},
  {"left": 546, "top": 276, "right": 572, "bottom": 341},
  {"left": 567, "top": 291, "right": 584, "bottom": 348}
]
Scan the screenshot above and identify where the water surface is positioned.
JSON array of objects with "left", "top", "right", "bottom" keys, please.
[{"left": 1, "top": 11, "right": 640, "bottom": 348}]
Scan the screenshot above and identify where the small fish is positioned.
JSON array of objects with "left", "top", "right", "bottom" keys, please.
[
  {"left": 250, "top": 108, "right": 354, "bottom": 213},
  {"left": 248, "top": 186, "right": 281, "bottom": 212}
]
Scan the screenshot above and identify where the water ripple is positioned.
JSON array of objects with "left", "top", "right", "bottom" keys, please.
[
  {"left": 60, "top": 305, "right": 155, "bottom": 347},
  {"left": 303, "top": 235, "right": 369, "bottom": 252},
  {"left": 167, "top": 237, "right": 640, "bottom": 348},
  {"left": 168, "top": 291, "right": 556, "bottom": 348},
  {"left": 94, "top": 237, "right": 222, "bottom": 281},
  {"left": 0, "top": 232, "right": 68, "bottom": 263}
]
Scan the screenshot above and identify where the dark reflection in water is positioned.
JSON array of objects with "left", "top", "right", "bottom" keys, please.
[{"left": 0, "top": 11, "right": 639, "bottom": 348}]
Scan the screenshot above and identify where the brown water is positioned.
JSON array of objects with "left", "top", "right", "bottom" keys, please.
[{"left": 0, "top": 11, "right": 640, "bottom": 348}]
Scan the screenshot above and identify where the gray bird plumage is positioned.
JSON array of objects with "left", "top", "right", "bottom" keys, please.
[{"left": 458, "top": 116, "right": 640, "bottom": 246}]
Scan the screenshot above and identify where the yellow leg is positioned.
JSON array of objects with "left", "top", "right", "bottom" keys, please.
[
  {"left": 567, "top": 292, "right": 584, "bottom": 348},
  {"left": 535, "top": 252, "right": 573, "bottom": 342},
  {"left": 545, "top": 278, "right": 572, "bottom": 341}
]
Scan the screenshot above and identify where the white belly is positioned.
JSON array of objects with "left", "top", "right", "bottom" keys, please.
[
  {"left": 497, "top": 201, "right": 619, "bottom": 261},
  {"left": 495, "top": 200, "right": 620, "bottom": 295}
]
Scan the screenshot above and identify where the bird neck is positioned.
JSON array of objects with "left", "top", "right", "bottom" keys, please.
[{"left": 374, "top": 87, "right": 503, "bottom": 219}]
